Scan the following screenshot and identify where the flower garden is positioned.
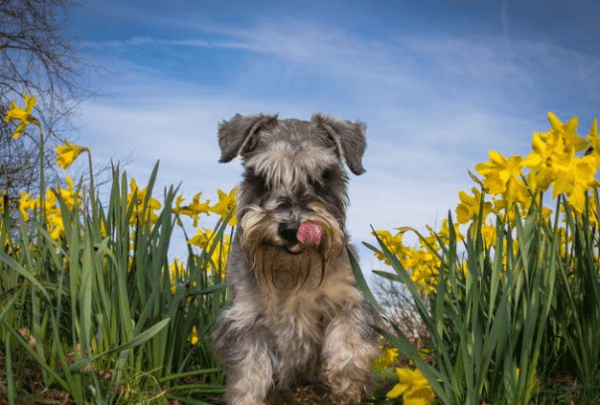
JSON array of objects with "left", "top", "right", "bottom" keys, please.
[{"left": 1, "top": 94, "right": 599, "bottom": 404}]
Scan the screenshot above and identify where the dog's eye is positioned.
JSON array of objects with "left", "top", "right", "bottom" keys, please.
[
  {"left": 245, "top": 169, "right": 269, "bottom": 195},
  {"left": 321, "top": 169, "right": 332, "bottom": 181},
  {"left": 278, "top": 201, "right": 292, "bottom": 210}
]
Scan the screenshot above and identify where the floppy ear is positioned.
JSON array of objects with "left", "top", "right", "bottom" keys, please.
[
  {"left": 218, "top": 114, "right": 279, "bottom": 163},
  {"left": 312, "top": 114, "right": 367, "bottom": 175}
]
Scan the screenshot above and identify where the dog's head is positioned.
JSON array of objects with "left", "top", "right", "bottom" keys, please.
[{"left": 218, "top": 113, "right": 366, "bottom": 286}]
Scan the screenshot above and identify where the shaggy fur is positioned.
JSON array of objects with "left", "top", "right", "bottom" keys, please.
[{"left": 212, "top": 113, "right": 380, "bottom": 405}]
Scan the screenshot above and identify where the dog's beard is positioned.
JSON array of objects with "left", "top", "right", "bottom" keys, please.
[
  {"left": 251, "top": 245, "right": 327, "bottom": 291},
  {"left": 238, "top": 202, "right": 346, "bottom": 291}
]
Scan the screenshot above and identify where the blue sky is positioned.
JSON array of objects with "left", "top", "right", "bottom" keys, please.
[{"left": 62, "top": 0, "right": 600, "bottom": 273}]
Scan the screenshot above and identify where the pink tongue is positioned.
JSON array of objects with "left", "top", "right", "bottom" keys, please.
[{"left": 297, "top": 221, "right": 323, "bottom": 245}]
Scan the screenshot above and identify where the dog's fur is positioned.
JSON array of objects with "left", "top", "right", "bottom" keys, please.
[{"left": 212, "top": 113, "right": 380, "bottom": 405}]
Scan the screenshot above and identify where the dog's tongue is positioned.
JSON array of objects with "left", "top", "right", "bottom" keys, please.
[{"left": 297, "top": 221, "right": 323, "bottom": 245}]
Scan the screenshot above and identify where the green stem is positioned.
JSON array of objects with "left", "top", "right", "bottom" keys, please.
[
  {"left": 36, "top": 121, "right": 46, "bottom": 223},
  {"left": 86, "top": 150, "right": 97, "bottom": 224}
]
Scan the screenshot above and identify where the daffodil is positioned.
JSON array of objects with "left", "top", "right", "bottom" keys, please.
[
  {"left": 56, "top": 141, "right": 88, "bottom": 169},
  {"left": 552, "top": 155, "right": 599, "bottom": 213},
  {"left": 169, "top": 258, "right": 186, "bottom": 294},
  {"left": 210, "top": 187, "right": 238, "bottom": 226},
  {"left": 127, "top": 178, "right": 162, "bottom": 227},
  {"left": 480, "top": 221, "right": 498, "bottom": 248},
  {"left": 436, "top": 218, "right": 465, "bottom": 244},
  {"left": 18, "top": 191, "right": 37, "bottom": 221},
  {"left": 456, "top": 187, "right": 491, "bottom": 224},
  {"left": 46, "top": 211, "right": 65, "bottom": 240},
  {"left": 187, "top": 228, "right": 213, "bottom": 250},
  {"left": 173, "top": 192, "right": 211, "bottom": 227},
  {"left": 387, "top": 367, "right": 435, "bottom": 405},
  {"left": 586, "top": 118, "right": 600, "bottom": 162},
  {"left": 475, "top": 151, "right": 523, "bottom": 195},
  {"left": 4, "top": 93, "right": 38, "bottom": 139},
  {"left": 372, "top": 229, "right": 409, "bottom": 265},
  {"left": 547, "top": 111, "right": 588, "bottom": 152},
  {"left": 523, "top": 130, "right": 571, "bottom": 193},
  {"left": 188, "top": 326, "right": 199, "bottom": 345},
  {"left": 373, "top": 347, "right": 399, "bottom": 368},
  {"left": 404, "top": 248, "right": 439, "bottom": 295},
  {"left": 56, "top": 176, "right": 80, "bottom": 209},
  {"left": 188, "top": 229, "right": 230, "bottom": 275}
]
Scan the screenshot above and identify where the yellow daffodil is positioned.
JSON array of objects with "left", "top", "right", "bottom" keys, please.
[
  {"left": 372, "top": 229, "right": 409, "bottom": 265},
  {"left": 210, "top": 187, "right": 238, "bottom": 226},
  {"left": 56, "top": 141, "right": 88, "bottom": 169},
  {"left": 436, "top": 218, "right": 465, "bottom": 244},
  {"left": 173, "top": 192, "right": 211, "bottom": 227},
  {"left": 404, "top": 248, "right": 439, "bottom": 295},
  {"left": 188, "top": 229, "right": 230, "bottom": 275},
  {"left": 387, "top": 367, "right": 435, "bottom": 405},
  {"left": 552, "top": 155, "right": 600, "bottom": 213},
  {"left": 46, "top": 211, "right": 65, "bottom": 240},
  {"left": 373, "top": 347, "right": 399, "bottom": 368},
  {"left": 189, "top": 326, "right": 199, "bottom": 345},
  {"left": 127, "top": 178, "right": 162, "bottom": 227},
  {"left": 187, "top": 228, "right": 213, "bottom": 250},
  {"left": 586, "top": 118, "right": 600, "bottom": 164},
  {"left": 456, "top": 187, "right": 492, "bottom": 224},
  {"left": 480, "top": 222, "right": 498, "bottom": 248},
  {"left": 523, "top": 131, "right": 570, "bottom": 193},
  {"left": 18, "top": 191, "right": 37, "bottom": 221},
  {"left": 169, "top": 258, "right": 186, "bottom": 294},
  {"left": 475, "top": 151, "right": 523, "bottom": 196},
  {"left": 547, "top": 112, "right": 588, "bottom": 152},
  {"left": 56, "top": 176, "right": 80, "bottom": 209},
  {"left": 4, "top": 93, "right": 38, "bottom": 139}
]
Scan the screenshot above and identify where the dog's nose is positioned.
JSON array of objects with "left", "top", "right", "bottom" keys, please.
[{"left": 278, "top": 222, "right": 300, "bottom": 243}]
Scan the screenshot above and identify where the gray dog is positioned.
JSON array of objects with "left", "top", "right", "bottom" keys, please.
[{"left": 212, "top": 113, "right": 380, "bottom": 405}]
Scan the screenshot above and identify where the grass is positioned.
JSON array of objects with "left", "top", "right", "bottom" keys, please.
[
  {"left": 1, "top": 106, "right": 600, "bottom": 404},
  {"left": 359, "top": 192, "right": 600, "bottom": 404},
  {"left": 3, "top": 166, "right": 600, "bottom": 404},
  {"left": 1, "top": 163, "right": 230, "bottom": 404}
]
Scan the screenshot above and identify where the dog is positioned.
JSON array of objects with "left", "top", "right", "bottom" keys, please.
[{"left": 211, "top": 113, "right": 380, "bottom": 405}]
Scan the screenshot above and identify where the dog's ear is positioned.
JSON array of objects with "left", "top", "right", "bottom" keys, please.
[
  {"left": 218, "top": 114, "right": 279, "bottom": 163},
  {"left": 312, "top": 114, "right": 366, "bottom": 175}
]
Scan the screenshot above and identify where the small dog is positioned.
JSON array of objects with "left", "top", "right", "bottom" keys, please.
[{"left": 212, "top": 113, "right": 380, "bottom": 405}]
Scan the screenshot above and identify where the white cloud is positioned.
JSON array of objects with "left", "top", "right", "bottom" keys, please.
[{"left": 69, "top": 11, "right": 600, "bottom": 280}]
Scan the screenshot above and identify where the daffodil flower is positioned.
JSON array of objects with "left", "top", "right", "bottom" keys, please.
[
  {"left": 4, "top": 93, "right": 38, "bottom": 139},
  {"left": 552, "top": 155, "right": 600, "bottom": 213},
  {"left": 373, "top": 347, "right": 399, "bottom": 368},
  {"left": 547, "top": 111, "right": 588, "bottom": 152},
  {"left": 127, "top": 178, "right": 162, "bottom": 227},
  {"left": 173, "top": 192, "right": 211, "bottom": 227},
  {"left": 475, "top": 151, "right": 523, "bottom": 195},
  {"left": 210, "top": 186, "right": 238, "bottom": 226},
  {"left": 188, "top": 326, "right": 199, "bottom": 345},
  {"left": 56, "top": 141, "right": 88, "bottom": 169},
  {"left": 456, "top": 187, "right": 492, "bottom": 224},
  {"left": 387, "top": 367, "right": 435, "bottom": 405},
  {"left": 18, "top": 191, "right": 37, "bottom": 221}
]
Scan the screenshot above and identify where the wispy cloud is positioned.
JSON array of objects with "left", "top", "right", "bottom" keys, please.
[{"left": 71, "top": 7, "right": 600, "bottom": 273}]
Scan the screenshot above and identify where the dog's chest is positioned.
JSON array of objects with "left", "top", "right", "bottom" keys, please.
[
  {"left": 260, "top": 288, "right": 333, "bottom": 364},
  {"left": 260, "top": 269, "right": 364, "bottom": 345}
]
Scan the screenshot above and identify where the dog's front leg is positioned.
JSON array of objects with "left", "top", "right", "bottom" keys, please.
[
  {"left": 321, "top": 305, "right": 379, "bottom": 405},
  {"left": 212, "top": 315, "right": 274, "bottom": 405}
]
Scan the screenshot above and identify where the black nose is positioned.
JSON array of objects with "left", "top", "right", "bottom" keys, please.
[{"left": 278, "top": 222, "right": 300, "bottom": 243}]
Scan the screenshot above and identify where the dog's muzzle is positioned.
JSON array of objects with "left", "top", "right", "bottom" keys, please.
[{"left": 278, "top": 221, "right": 324, "bottom": 254}]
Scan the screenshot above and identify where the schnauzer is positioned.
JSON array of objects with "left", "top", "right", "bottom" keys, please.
[{"left": 212, "top": 113, "right": 380, "bottom": 405}]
